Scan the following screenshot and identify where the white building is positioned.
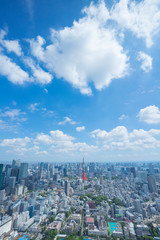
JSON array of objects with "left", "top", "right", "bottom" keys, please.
[{"left": 0, "top": 215, "right": 12, "bottom": 237}]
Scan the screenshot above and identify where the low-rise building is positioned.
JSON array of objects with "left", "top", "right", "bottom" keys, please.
[
  {"left": 48, "top": 221, "right": 62, "bottom": 232},
  {"left": 86, "top": 217, "right": 94, "bottom": 226}
]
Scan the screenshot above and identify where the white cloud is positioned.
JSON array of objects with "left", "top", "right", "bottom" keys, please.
[
  {"left": 0, "top": 29, "right": 22, "bottom": 56},
  {"left": 28, "top": 103, "right": 39, "bottom": 113},
  {"left": 91, "top": 126, "right": 160, "bottom": 150},
  {"left": 28, "top": 36, "right": 45, "bottom": 61},
  {"left": 82, "top": 0, "right": 109, "bottom": 23},
  {"left": 44, "top": 88, "right": 48, "bottom": 93},
  {"left": 0, "top": 53, "right": 30, "bottom": 84},
  {"left": 111, "top": 0, "right": 160, "bottom": 47},
  {"left": 0, "top": 136, "right": 31, "bottom": 147},
  {"left": 35, "top": 130, "right": 97, "bottom": 153},
  {"left": 41, "top": 108, "right": 54, "bottom": 117},
  {"left": 0, "top": 0, "right": 159, "bottom": 93},
  {"left": 76, "top": 126, "right": 85, "bottom": 132},
  {"left": 0, "top": 119, "right": 11, "bottom": 130},
  {"left": 35, "top": 130, "right": 75, "bottom": 145},
  {"left": 0, "top": 108, "right": 26, "bottom": 122},
  {"left": 2, "top": 40, "right": 22, "bottom": 56},
  {"left": 137, "top": 51, "right": 152, "bottom": 72},
  {"left": 0, "top": 130, "right": 94, "bottom": 155},
  {"left": 138, "top": 105, "right": 160, "bottom": 124},
  {"left": 35, "top": 133, "right": 53, "bottom": 145},
  {"left": 0, "top": 136, "right": 31, "bottom": 155},
  {"left": 119, "top": 114, "right": 128, "bottom": 120},
  {"left": 29, "top": 1, "right": 129, "bottom": 95},
  {"left": 24, "top": 57, "right": 53, "bottom": 84},
  {"left": 28, "top": 103, "right": 54, "bottom": 117},
  {"left": 1, "top": 127, "right": 160, "bottom": 158},
  {"left": 58, "top": 117, "right": 76, "bottom": 125}
]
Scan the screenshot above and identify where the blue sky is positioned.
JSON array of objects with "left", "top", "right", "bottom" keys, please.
[{"left": 0, "top": 0, "right": 160, "bottom": 163}]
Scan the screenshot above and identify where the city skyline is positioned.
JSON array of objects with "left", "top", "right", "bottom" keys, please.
[{"left": 0, "top": 0, "right": 160, "bottom": 162}]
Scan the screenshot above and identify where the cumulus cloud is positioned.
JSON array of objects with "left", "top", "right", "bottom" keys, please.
[
  {"left": 0, "top": 136, "right": 31, "bottom": 147},
  {"left": 0, "top": 130, "right": 96, "bottom": 155},
  {"left": 137, "top": 51, "right": 152, "bottom": 72},
  {"left": 29, "top": 1, "right": 129, "bottom": 95},
  {"left": 58, "top": 117, "right": 76, "bottom": 125},
  {"left": 24, "top": 57, "right": 53, "bottom": 84},
  {"left": 0, "top": 53, "right": 30, "bottom": 84},
  {"left": 35, "top": 130, "right": 97, "bottom": 153},
  {"left": 1, "top": 127, "right": 160, "bottom": 157},
  {"left": 0, "top": 29, "right": 22, "bottom": 56},
  {"left": 0, "top": 136, "right": 31, "bottom": 155},
  {"left": 28, "top": 35, "right": 45, "bottom": 61},
  {"left": 138, "top": 105, "right": 160, "bottom": 124},
  {"left": 111, "top": 0, "right": 160, "bottom": 47},
  {"left": 91, "top": 126, "right": 160, "bottom": 150},
  {"left": 0, "top": 0, "right": 160, "bottom": 93},
  {"left": 76, "top": 126, "right": 85, "bottom": 132},
  {"left": 36, "top": 130, "right": 74, "bottom": 145}
]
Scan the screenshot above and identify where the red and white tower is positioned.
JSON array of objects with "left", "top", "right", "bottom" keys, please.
[{"left": 81, "top": 158, "right": 88, "bottom": 181}]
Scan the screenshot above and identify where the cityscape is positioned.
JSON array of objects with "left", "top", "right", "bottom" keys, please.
[
  {"left": 0, "top": 159, "right": 160, "bottom": 240},
  {"left": 1, "top": 0, "right": 160, "bottom": 239}
]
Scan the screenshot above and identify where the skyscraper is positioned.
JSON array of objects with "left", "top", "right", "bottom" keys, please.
[
  {"left": 19, "top": 163, "right": 28, "bottom": 180},
  {"left": 100, "top": 175, "right": 103, "bottom": 185},
  {"left": 65, "top": 179, "right": 70, "bottom": 196},
  {"left": 9, "top": 177, "right": 16, "bottom": 189},
  {"left": 134, "top": 199, "right": 142, "bottom": 213},
  {"left": 12, "top": 159, "right": 21, "bottom": 168},
  {"left": 148, "top": 175, "right": 157, "bottom": 193},
  {"left": 0, "top": 164, "right": 4, "bottom": 190}
]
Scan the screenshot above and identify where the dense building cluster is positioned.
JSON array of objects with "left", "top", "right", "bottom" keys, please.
[{"left": 0, "top": 160, "right": 160, "bottom": 240}]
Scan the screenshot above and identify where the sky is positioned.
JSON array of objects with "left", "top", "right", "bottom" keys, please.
[{"left": 0, "top": 0, "right": 160, "bottom": 163}]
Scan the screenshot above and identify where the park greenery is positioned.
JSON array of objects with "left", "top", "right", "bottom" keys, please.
[
  {"left": 43, "top": 229, "right": 57, "bottom": 240},
  {"left": 80, "top": 193, "right": 124, "bottom": 207}
]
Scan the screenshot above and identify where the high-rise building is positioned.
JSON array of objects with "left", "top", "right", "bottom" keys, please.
[
  {"left": 49, "top": 165, "right": 54, "bottom": 178},
  {"left": 100, "top": 175, "right": 103, "bottom": 185},
  {"left": 0, "top": 164, "right": 4, "bottom": 190},
  {"left": 89, "top": 163, "right": 95, "bottom": 173},
  {"left": 53, "top": 173, "right": 59, "bottom": 182},
  {"left": 130, "top": 167, "right": 136, "bottom": 178},
  {"left": 149, "top": 164, "right": 154, "bottom": 174},
  {"left": 143, "top": 184, "right": 149, "bottom": 194},
  {"left": 65, "top": 179, "right": 70, "bottom": 196},
  {"left": 9, "top": 177, "right": 16, "bottom": 189},
  {"left": 134, "top": 199, "right": 142, "bottom": 213},
  {"left": 19, "top": 163, "right": 28, "bottom": 180},
  {"left": 11, "top": 167, "right": 19, "bottom": 181},
  {"left": 107, "top": 171, "right": 112, "bottom": 180},
  {"left": 63, "top": 168, "right": 68, "bottom": 177},
  {"left": 12, "top": 159, "right": 21, "bottom": 168},
  {"left": 44, "top": 163, "right": 49, "bottom": 171},
  {"left": 5, "top": 165, "right": 12, "bottom": 185},
  {"left": 148, "top": 175, "right": 157, "bottom": 193}
]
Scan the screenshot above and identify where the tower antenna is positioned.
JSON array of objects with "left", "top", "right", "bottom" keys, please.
[{"left": 81, "top": 157, "right": 88, "bottom": 181}]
